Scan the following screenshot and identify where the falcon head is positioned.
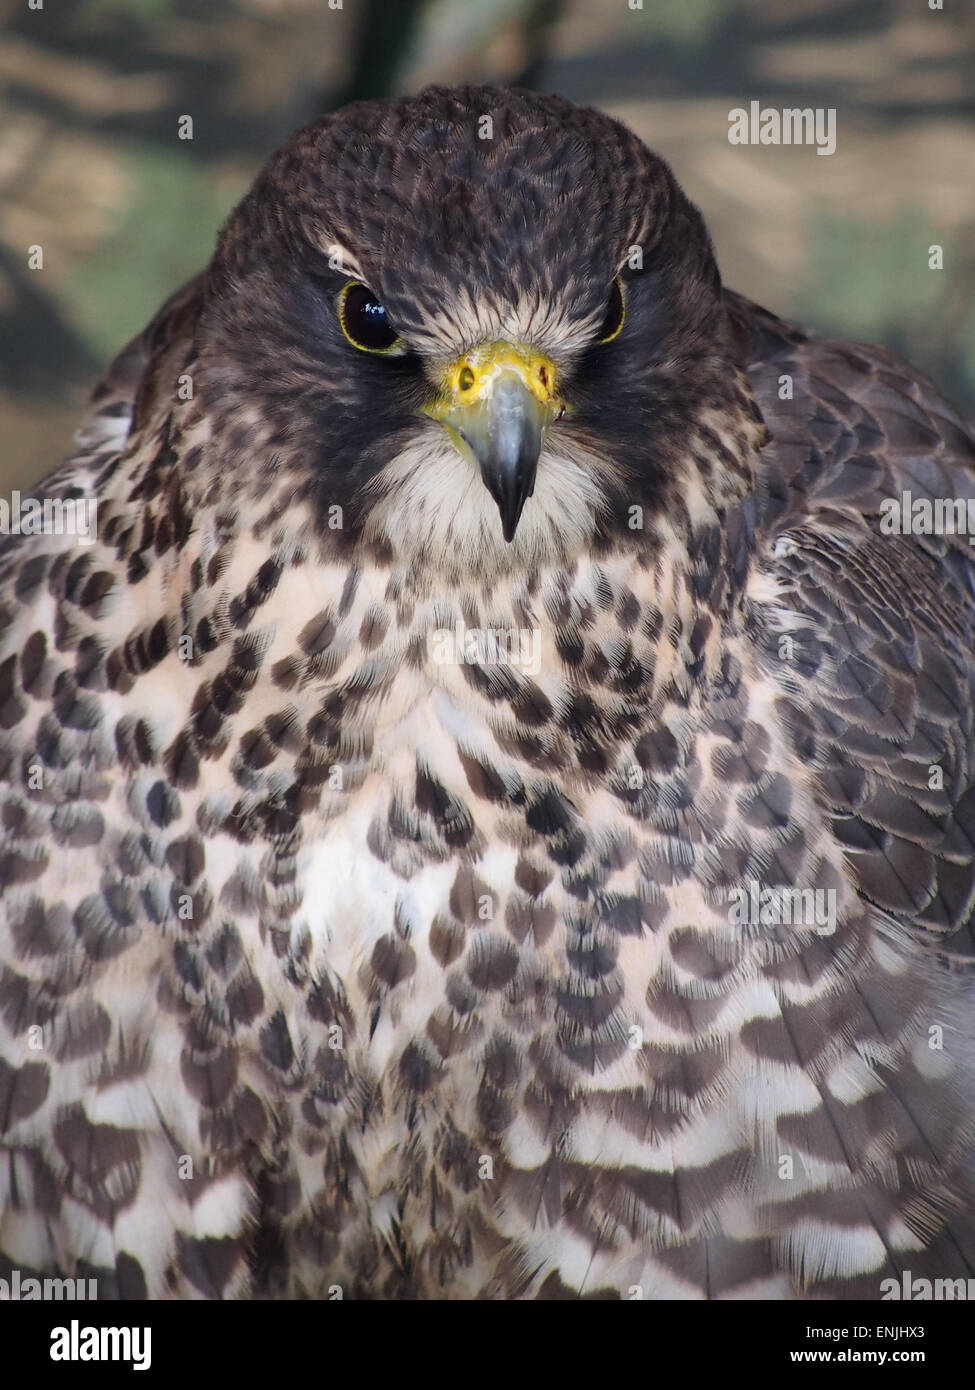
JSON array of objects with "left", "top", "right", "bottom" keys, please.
[{"left": 197, "top": 85, "right": 758, "bottom": 577}]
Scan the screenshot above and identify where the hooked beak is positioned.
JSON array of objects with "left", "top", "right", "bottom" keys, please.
[{"left": 424, "top": 342, "right": 563, "bottom": 542}]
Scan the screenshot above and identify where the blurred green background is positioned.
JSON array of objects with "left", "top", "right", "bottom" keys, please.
[{"left": 2, "top": 0, "right": 974, "bottom": 493}]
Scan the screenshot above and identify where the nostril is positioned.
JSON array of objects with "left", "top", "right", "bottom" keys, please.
[
  {"left": 538, "top": 365, "right": 549, "bottom": 389},
  {"left": 459, "top": 366, "right": 476, "bottom": 392}
]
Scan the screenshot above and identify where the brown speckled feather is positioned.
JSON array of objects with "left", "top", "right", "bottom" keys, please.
[
  {"left": 2, "top": 86, "right": 975, "bottom": 1301},
  {"left": 729, "top": 290, "right": 975, "bottom": 951}
]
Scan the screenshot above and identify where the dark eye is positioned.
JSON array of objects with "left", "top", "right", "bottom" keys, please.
[
  {"left": 596, "top": 277, "right": 625, "bottom": 344},
  {"left": 339, "top": 281, "right": 402, "bottom": 353}
]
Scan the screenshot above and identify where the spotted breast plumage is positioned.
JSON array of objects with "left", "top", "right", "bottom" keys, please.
[{"left": 2, "top": 84, "right": 975, "bottom": 1300}]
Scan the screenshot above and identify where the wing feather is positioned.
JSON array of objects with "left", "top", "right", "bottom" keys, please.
[{"left": 729, "top": 289, "right": 975, "bottom": 951}]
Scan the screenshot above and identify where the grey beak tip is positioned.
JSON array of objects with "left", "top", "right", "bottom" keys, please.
[{"left": 441, "top": 369, "right": 555, "bottom": 543}]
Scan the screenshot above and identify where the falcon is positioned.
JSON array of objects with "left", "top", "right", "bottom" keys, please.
[{"left": 2, "top": 84, "right": 975, "bottom": 1301}]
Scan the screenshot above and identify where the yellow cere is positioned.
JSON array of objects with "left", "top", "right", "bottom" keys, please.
[{"left": 428, "top": 341, "right": 561, "bottom": 419}]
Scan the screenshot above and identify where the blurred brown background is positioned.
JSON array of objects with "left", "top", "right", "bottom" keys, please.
[{"left": 2, "top": 0, "right": 974, "bottom": 494}]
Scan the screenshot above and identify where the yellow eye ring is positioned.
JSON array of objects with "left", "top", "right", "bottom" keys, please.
[
  {"left": 597, "top": 276, "right": 626, "bottom": 345},
  {"left": 338, "top": 280, "right": 403, "bottom": 354}
]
